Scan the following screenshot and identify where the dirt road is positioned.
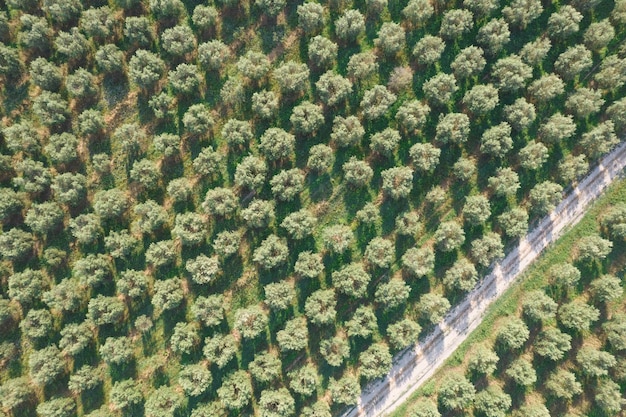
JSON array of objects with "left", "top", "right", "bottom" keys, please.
[{"left": 341, "top": 141, "right": 626, "bottom": 417}]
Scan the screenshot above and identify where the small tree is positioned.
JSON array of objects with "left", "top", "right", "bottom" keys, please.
[
  {"left": 535, "top": 327, "right": 571, "bottom": 360},
  {"left": 539, "top": 112, "right": 577, "bottom": 144},
  {"left": 145, "top": 386, "right": 184, "bottom": 417},
  {"left": 576, "top": 234, "right": 613, "bottom": 262},
  {"left": 361, "top": 85, "right": 397, "bottom": 119},
  {"left": 439, "top": 9, "right": 474, "bottom": 39},
  {"left": 558, "top": 301, "right": 600, "bottom": 331},
  {"left": 375, "top": 279, "right": 410, "bottom": 310},
  {"left": 277, "top": 317, "right": 308, "bottom": 351},
  {"left": 522, "top": 290, "right": 557, "bottom": 322},
  {"left": 234, "top": 305, "right": 268, "bottom": 339},
  {"left": 359, "top": 343, "right": 392, "bottom": 380},
  {"left": 468, "top": 345, "right": 499, "bottom": 375},
  {"left": 294, "top": 251, "right": 324, "bottom": 278},
  {"left": 110, "top": 379, "right": 143, "bottom": 412},
  {"left": 179, "top": 364, "right": 212, "bottom": 397},
  {"left": 413, "top": 35, "right": 445, "bottom": 66},
  {"left": 346, "top": 306, "right": 378, "bottom": 338},
  {"left": 322, "top": 224, "right": 354, "bottom": 254},
  {"left": 329, "top": 374, "right": 360, "bottom": 405},
  {"left": 545, "top": 369, "right": 582, "bottom": 400},
  {"left": 387, "top": 318, "right": 421, "bottom": 350},
  {"left": 438, "top": 374, "right": 475, "bottom": 411},
  {"left": 554, "top": 44, "right": 592, "bottom": 81},
  {"left": 29, "top": 346, "right": 65, "bottom": 386},
  {"left": 308, "top": 35, "right": 337, "bottom": 69},
  {"left": 288, "top": 365, "right": 318, "bottom": 396},
  {"left": 320, "top": 333, "right": 350, "bottom": 366},
  {"left": 249, "top": 351, "right": 282, "bottom": 384},
  {"left": 305, "top": 289, "right": 336, "bottom": 325},
  {"left": 218, "top": 371, "right": 252, "bottom": 411},
  {"left": 452, "top": 46, "right": 486, "bottom": 79},
  {"left": 290, "top": 101, "right": 324, "bottom": 135},
  {"left": 496, "top": 317, "right": 529, "bottom": 350},
  {"left": 473, "top": 386, "right": 511, "bottom": 417},
  {"left": 434, "top": 221, "right": 465, "bottom": 252},
  {"left": 505, "top": 358, "right": 536, "bottom": 387},
  {"left": 271, "top": 169, "right": 305, "bottom": 201},
  {"left": 335, "top": 9, "right": 365, "bottom": 42},
  {"left": 192, "top": 295, "right": 224, "bottom": 327},
  {"left": 203, "top": 333, "right": 237, "bottom": 368}
]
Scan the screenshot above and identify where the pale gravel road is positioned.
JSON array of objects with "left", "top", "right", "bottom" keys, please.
[{"left": 341, "top": 141, "right": 626, "bottom": 417}]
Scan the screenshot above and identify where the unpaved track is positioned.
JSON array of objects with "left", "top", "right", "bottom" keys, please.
[{"left": 341, "top": 141, "right": 626, "bottom": 417}]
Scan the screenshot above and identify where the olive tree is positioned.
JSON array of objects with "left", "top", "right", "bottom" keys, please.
[
  {"left": 335, "top": 9, "right": 365, "bottom": 42},
  {"left": 535, "top": 327, "right": 571, "bottom": 360},
  {"left": 547, "top": 5, "right": 582, "bottom": 40},
  {"left": 360, "top": 85, "right": 396, "bottom": 119},
  {"left": 438, "top": 374, "right": 475, "bottom": 412},
  {"left": 331, "top": 115, "right": 364, "bottom": 148},
  {"left": 539, "top": 112, "right": 577, "bottom": 144},
  {"left": 359, "top": 343, "right": 392, "bottom": 380},
  {"left": 502, "top": 0, "right": 543, "bottom": 28},
  {"left": 234, "top": 305, "right": 268, "bottom": 339},
  {"left": 451, "top": 46, "right": 486, "bottom": 79},
  {"left": 435, "top": 113, "right": 470, "bottom": 145},
  {"left": 554, "top": 44, "right": 592, "bottom": 80},
  {"left": 492, "top": 55, "right": 532, "bottom": 92},
  {"left": 423, "top": 73, "right": 457, "bottom": 106},
  {"left": 320, "top": 333, "right": 349, "bottom": 366},
  {"left": 413, "top": 35, "right": 445, "bottom": 66},
  {"left": 439, "top": 9, "right": 474, "bottom": 40}
]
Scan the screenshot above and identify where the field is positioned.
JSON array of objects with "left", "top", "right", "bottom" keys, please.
[{"left": 0, "top": 0, "right": 625, "bottom": 416}]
